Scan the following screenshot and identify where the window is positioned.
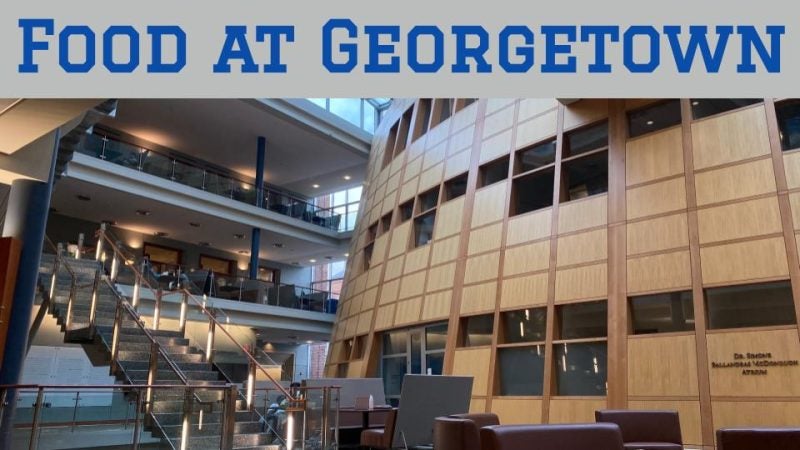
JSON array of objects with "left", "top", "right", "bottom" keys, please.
[
  {"left": 381, "top": 107, "right": 413, "bottom": 169},
  {"left": 501, "top": 308, "right": 547, "bottom": 343},
  {"left": 199, "top": 254, "right": 234, "bottom": 276},
  {"left": 443, "top": 173, "right": 468, "bottom": 201},
  {"left": 363, "top": 243, "right": 374, "bottom": 270},
  {"left": 555, "top": 341, "right": 607, "bottom": 396},
  {"left": 561, "top": 150, "right": 608, "bottom": 201},
  {"left": 315, "top": 185, "right": 362, "bottom": 231},
  {"left": 432, "top": 98, "right": 454, "bottom": 128},
  {"left": 455, "top": 98, "right": 477, "bottom": 112},
  {"left": 478, "top": 156, "right": 509, "bottom": 188},
  {"left": 691, "top": 99, "right": 761, "bottom": 120},
  {"left": 417, "top": 188, "right": 439, "bottom": 214},
  {"left": 460, "top": 314, "right": 494, "bottom": 347},
  {"left": 143, "top": 243, "right": 182, "bottom": 273},
  {"left": 398, "top": 200, "right": 414, "bottom": 222},
  {"left": 558, "top": 301, "right": 608, "bottom": 339},
  {"left": 516, "top": 140, "right": 556, "bottom": 174},
  {"left": 413, "top": 99, "right": 433, "bottom": 141},
  {"left": 565, "top": 122, "right": 608, "bottom": 157},
  {"left": 381, "top": 323, "right": 447, "bottom": 405},
  {"left": 367, "top": 222, "right": 379, "bottom": 242},
  {"left": 628, "top": 100, "right": 682, "bottom": 138},
  {"left": 705, "top": 281, "right": 797, "bottom": 330},
  {"left": 380, "top": 213, "right": 393, "bottom": 235},
  {"left": 776, "top": 100, "right": 800, "bottom": 151},
  {"left": 511, "top": 168, "right": 555, "bottom": 216},
  {"left": 497, "top": 346, "right": 545, "bottom": 396},
  {"left": 629, "top": 291, "right": 694, "bottom": 334},
  {"left": 413, "top": 211, "right": 436, "bottom": 247}
]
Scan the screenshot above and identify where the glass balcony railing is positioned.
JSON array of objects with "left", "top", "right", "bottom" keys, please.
[{"left": 77, "top": 133, "right": 354, "bottom": 232}]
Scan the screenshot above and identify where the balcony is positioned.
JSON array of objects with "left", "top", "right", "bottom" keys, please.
[{"left": 75, "top": 133, "right": 359, "bottom": 232}]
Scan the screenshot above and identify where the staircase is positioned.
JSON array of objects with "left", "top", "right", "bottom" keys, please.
[{"left": 37, "top": 253, "right": 284, "bottom": 450}]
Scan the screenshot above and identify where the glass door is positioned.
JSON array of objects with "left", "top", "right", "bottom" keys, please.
[{"left": 380, "top": 323, "right": 447, "bottom": 405}]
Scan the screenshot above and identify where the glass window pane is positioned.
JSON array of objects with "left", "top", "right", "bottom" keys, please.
[
  {"left": 383, "top": 330, "right": 408, "bottom": 355},
  {"left": 690, "top": 99, "right": 761, "bottom": 120},
  {"left": 502, "top": 308, "right": 547, "bottom": 343},
  {"left": 562, "top": 150, "right": 608, "bottom": 201},
  {"left": 349, "top": 186, "right": 363, "bottom": 201},
  {"left": 705, "top": 281, "right": 797, "bottom": 330},
  {"left": 364, "top": 103, "right": 376, "bottom": 133},
  {"left": 776, "top": 100, "right": 800, "bottom": 152},
  {"left": 444, "top": 173, "right": 468, "bottom": 201},
  {"left": 330, "top": 261, "right": 346, "bottom": 278},
  {"left": 511, "top": 168, "right": 555, "bottom": 216},
  {"left": 426, "top": 353, "right": 444, "bottom": 375},
  {"left": 333, "top": 190, "right": 347, "bottom": 206},
  {"left": 516, "top": 140, "right": 556, "bottom": 174},
  {"left": 479, "top": 156, "right": 509, "bottom": 188},
  {"left": 462, "top": 314, "right": 494, "bottom": 347},
  {"left": 628, "top": 100, "right": 682, "bottom": 138},
  {"left": 555, "top": 342, "right": 607, "bottom": 396},
  {"left": 382, "top": 356, "right": 407, "bottom": 397},
  {"left": 558, "top": 301, "right": 608, "bottom": 340},
  {"left": 329, "top": 98, "right": 362, "bottom": 127},
  {"left": 566, "top": 122, "right": 608, "bottom": 157},
  {"left": 497, "top": 346, "right": 545, "bottom": 396},
  {"left": 425, "top": 324, "right": 448, "bottom": 351},
  {"left": 630, "top": 291, "right": 695, "bottom": 334},
  {"left": 308, "top": 98, "right": 328, "bottom": 109},
  {"left": 413, "top": 212, "right": 436, "bottom": 247},
  {"left": 418, "top": 189, "right": 439, "bottom": 212}
]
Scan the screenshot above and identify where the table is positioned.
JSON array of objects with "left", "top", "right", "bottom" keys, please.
[{"left": 339, "top": 405, "right": 394, "bottom": 430}]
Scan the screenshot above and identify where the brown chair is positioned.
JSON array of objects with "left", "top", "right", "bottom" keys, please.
[
  {"left": 595, "top": 410, "right": 683, "bottom": 450},
  {"left": 360, "top": 408, "right": 397, "bottom": 449},
  {"left": 480, "top": 423, "right": 625, "bottom": 450},
  {"left": 717, "top": 428, "right": 800, "bottom": 450},
  {"left": 434, "top": 413, "right": 500, "bottom": 450}
]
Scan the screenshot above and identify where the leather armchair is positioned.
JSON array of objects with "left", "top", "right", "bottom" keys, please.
[
  {"left": 595, "top": 410, "right": 683, "bottom": 450},
  {"left": 717, "top": 428, "right": 800, "bottom": 450},
  {"left": 480, "top": 423, "right": 625, "bottom": 450},
  {"left": 360, "top": 408, "right": 397, "bottom": 449},
  {"left": 434, "top": 413, "right": 500, "bottom": 450},
  {"left": 450, "top": 413, "right": 500, "bottom": 429}
]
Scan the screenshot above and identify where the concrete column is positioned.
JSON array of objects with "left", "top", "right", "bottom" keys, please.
[{"left": 250, "top": 136, "right": 266, "bottom": 279}]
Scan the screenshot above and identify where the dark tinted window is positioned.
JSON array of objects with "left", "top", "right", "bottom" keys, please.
[
  {"left": 479, "top": 156, "right": 509, "bottom": 188},
  {"left": 398, "top": 200, "right": 414, "bottom": 222},
  {"left": 776, "top": 100, "right": 800, "bottom": 151},
  {"left": 706, "top": 281, "right": 797, "bottom": 330},
  {"left": 383, "top": 330, "right": 408, "bottom": 355},
  {"left": 628, "top": 100, "right": 682, "bottom": 138},
  {"left": 516, "top": 140, "right": 556, "bottom": 174},
  {"left": 511, "top": 168, "right": 554, "bottom": 216},
  {"left": 502, "top": 308, "right": 547, "bottom": 343},
  {"left": 565, "top": 122, "right": 608, "bottom": 157},
  {"left": 418, "top": 188, "right": 439, "bottom": 213},
  {"left": 691, "top": 99, "right": 761, "bottom": 120},
  {"left": 425, "top": 323, "right": 448, "bottom": 350},
  {"left": 444, "top": 173, "right": 468, "bottom": 201},
  {"left": 497, "top": 346, "right": 545, "bottom": 396},
  {"left": 555, "top": 342, "right": 607, "bottom": 396},
  {"left": 413, "top": 211, "right": 436, "bottom": 247},
  {"left": 630, "top": 291, "right": 695, "bottom": 334},
  {"left": 558, "top": 301, "right": 608, "bottom": 339},
  {"left": 562, "top": 151, "right": 608, "bottom": 201},
  {"left": 461, "top": 314, "right": 494, "bottom": 347}
]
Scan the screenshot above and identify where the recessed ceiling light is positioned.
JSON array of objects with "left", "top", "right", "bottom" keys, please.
[
  {"left": 233, "top": 233, "right": 245, "bottom": 239},
  {"left": 189, "top": 222, "right": 200, "bottom": 228},
  {"left": 343, "top": 175, "right": 351, "bottom": 181},
  {"left": 273, "top": 243, "right": 285, "bottom": 248},
  {"left": 306, "top": 340, "right": 314, "bottom": 344},
  {"left": 154, "top": 231, "right": 168, "bottom": 237},
  {"left": 646, "top": 120, "right": 654, "bottom": 126},
  {"left": 312, "top": 184, "right": 320, "bottom": 189},
  {"left": 344, "top": 253, "right": 350, "bottom": 257},
  {"left": 77, "top": 194, "right": 91, "bottom": 202},
  {"left": 692, "top": 101, "right": 700, "bottom": 106},
  {"left": 325, "top": 256, "right": 333, "bottom": 260},
  {"left": 135, "top": 209, "right": 151, "bottom": 216},
  {"left": 309, "top": 258, "right": 317, "bottom": 263}
]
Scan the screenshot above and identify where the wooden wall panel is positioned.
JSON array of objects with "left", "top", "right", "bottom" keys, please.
[
  {"left": 452, "top": 103, "right": 479, "bottom": 132},
  {"left": 515, "top": 110, "right": 558, "bottom": 149},
  {"left": 367, "top": 266, "right": 383, "bottom": 288},
  {"left": 627, "top": 250, "right": 692, "bottom": 294},
  {"left": 628, "top": 335, "right": 699, "bottom": 396},
  {"left": 469, "top": 398, "right": 487, "bottom": 414},
  {"left": 374, "top": 304, "right": 396, "bottom": 330},
  {"left": 430, "top": 235, "right": 461, "bottom": 266},
  {"left": 491, "top": 398, "right": 543, "bottom": 424},
  {"left": 554, "top": 263, "right": 608, "bottom": 302},
  {"left": 626, "top": 127, "right": 684, "bottom": 186},
  {"left": 626, "top": 213, "right": 689, "bottom": 256},
  {"left": 627, "top": 177, "right": 687, "bottom": 220},
  {"left": 696, "top": 196, "right": 783, "bottom": 245},
  {"left": 371, "top": 234, "right": 389, "bottom": 264},
  {"left": 388, "top": 222, "right": 412, "bottom": 259},
  {"left": 518, "top": 98, "right": 557, "bottom": 123},
  {"left": 487, "top": 99, "right": 515, "bottom": 115},
  {"left": 563, "top": 99, "right": 609, "bottom": 131},
  {"left": 706, "top": 328, "right": 800, "bottom": 397},
  {"left": 403, "top": 155, "right": 423, "bottom": 181},
  {"left": 558, "top": 195, "right": 608, "bottom": 234},
  {"left": 453, "top": 348, "right": 492, "bottom": 396},
  {"left": 506, "top": 209, "right": 552, "bottom": 246},
  {"left": 383, "top": 256, "right": 405, "bottom": 281},
  {"left": 422, "top": 290, "right": 452, "bottom": 321},
  {"left": 712, "top": 401, "right": 800, "bottom": 437},
  {"left": 628, "top": 400, "right": 702, "bottom": 446},
  {"left": 445, "top": 149, "right": 471, "bottom": 179},
  {"left": 418, "top": 162, "right": 444, "bottom": 193},
  {"left": 500, "top": 273, "right": 549, "bottom": 309},
  {"left": 362, "top": 287, "right": 378, "bottom": 311},
  {"left": 784, "top": 151, "right": 800, "bottom": 189},
  {"left": 472, "top": 182, "right": 508, "bottom": 228},
  {"left": 482, "top": 104, "right": 515, "bottom": 139},
  {"left": 423, "top": 140, "right": 447, "bottom": 170},
  {"left": 691, "top": 105, "right": 771, "bottom": 170},
  {"left": 434, "top": 197, "right": 466, "bottom": 240},
  {"left": 480, "top": 129, "right": 513, "bottom": 164},
  {"left": 403, "top": 246, "right": 431, "bottom": 275},
  {"left": 379, "top": 279, "right": 400, "bottom": 305},
  {"left": 700, "top": 237, "right": 788, "bottom": 285},
  {"left": 694, "top": 158, "right": 776, "bottom": 206},
  {"left": 426, "top": 262, "right": 457, "bottom": 293},
  {"left": 557, "top": 228, "right": 608, "bottom": 267},
  {"left": 548, "top": 399, "right": 607, "bottom": 424},
  {"left": 451, "top": 126, "right": 476, "bottom": 156},
  {"left": 460, "top": 281, "right": 498, "bottom": 315},
  {"left": 394, "top": 297, "right": 422, "bottom": 326},
  {"left": 357, "top": 311, "right": 373, "bottom": 334},
  {"left": 464, "top": 251, "right": 501, "bottom": 284},
  {"left": 399, "top": 271, "right": 426, "bottom": 300},
  {"left": 468, "top": 223, "right": 504, "bottom": 256},
  {"left": 503, "top": 241, "right": 551, "bottom": 277}
]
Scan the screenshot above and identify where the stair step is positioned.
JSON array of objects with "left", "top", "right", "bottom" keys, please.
[
  {"left": 170, "top": 432, "right": 279, "bottom": 450},
  {"left": 119, "top": 360, "right": 212, "bottom": 372},
  {"left": 160, "top": 421, "right": 263, "bottom": 438},
  {"left": 154, "top": 410, "right": 256, "bottom": 426},
  {"left": 118, "top": 351, "right": 205, "bottom": 363},
  {"left": 127, "top": 369, "right": 221, "bottom": 382}
]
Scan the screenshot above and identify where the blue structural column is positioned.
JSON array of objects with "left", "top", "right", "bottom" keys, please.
[
  {"left": 250, "top": 136, "right": 266, "bottom": 279},
  {"left": 0, "top": 130, "right": 60, "bottom": 446}
]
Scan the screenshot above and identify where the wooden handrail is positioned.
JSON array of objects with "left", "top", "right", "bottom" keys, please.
[
  {"left": 97, "top": 229, "right": 296, "bottom": 401},
  {"left": 0, "top": 383, "right": 233, "bottom": 390}
]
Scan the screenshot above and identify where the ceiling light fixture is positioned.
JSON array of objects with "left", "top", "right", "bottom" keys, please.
[
  {"left": 692, "top": 100, "right": 700, "bottom": 106},
  {"left": 646, "top": 120, "right": 654, "bottom": 126},
  {"left": 344, "top": 253, "right": 350, "bottom": 257},
  {"left": 312, "top": 184, "right": 320, "bottom": 189},
  {"left": 135, "top": 209, "right": 151, "bottom": 216},
  {"left": 309, "top": 258, "right": 317, "bottom": 263},
  {"left": 325, "top": 256, "right": 333, "bottom": 260},
  {"left": 343, "top": 175, "right": 351, "bottom": 181}
]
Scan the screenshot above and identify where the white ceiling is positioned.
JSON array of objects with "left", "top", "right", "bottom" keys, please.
[
  {"left": 98, "top": 99, "right": 368, "bottom": 196},
  {"left": 51, "top": 177, "right": 350, "bottom": 266}
]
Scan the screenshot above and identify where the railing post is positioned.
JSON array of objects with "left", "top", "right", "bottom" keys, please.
[
  {"left": 49, "top": 256, "right": 60, "bottom": 307},
  {"left": 246, "top": 359, "right": 256, "bottom": 411},
  {"left": 152, "top": 288, "right": 163, "bottom": 331},
  {"left": 132, "top": 388, "right": 144, "bottom": 450},
  {"left": 179, "top": 387, "right": 193, "bottom": 450},
  {"left": 110, "top": 250, "right": 120, "bottom": 282},
  {"left": 321, "top": 387, "right": 330, "bottom": 449},
  {"left": 178, "top": 291, "right": 188, "bottom": 335},
  {"left": 220, "top": 385, "right": 237, "bottom": 450},
  {"left": 65, "top": 277, "right": 77, "bottom": 330},
  {"left": 88, "top": 269, "right": 101, "bottom": 333},
  {"left": 95, "top": 223, "right": 106, "bottom": 261},
  {"left": 110, "top": 299, "right": 123, "bottom": 372},
  {"left": 146, "top": 341, "right": 159, "bottom": 415},
  {"left": 205, "top": 314, "right": 215, "bottom": 364},
  {"left": 131, "top": 262, "right": 143, "bottom": 310},
  {"left": 28, "top": 387, "right": 44, "bottom": 450}
]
